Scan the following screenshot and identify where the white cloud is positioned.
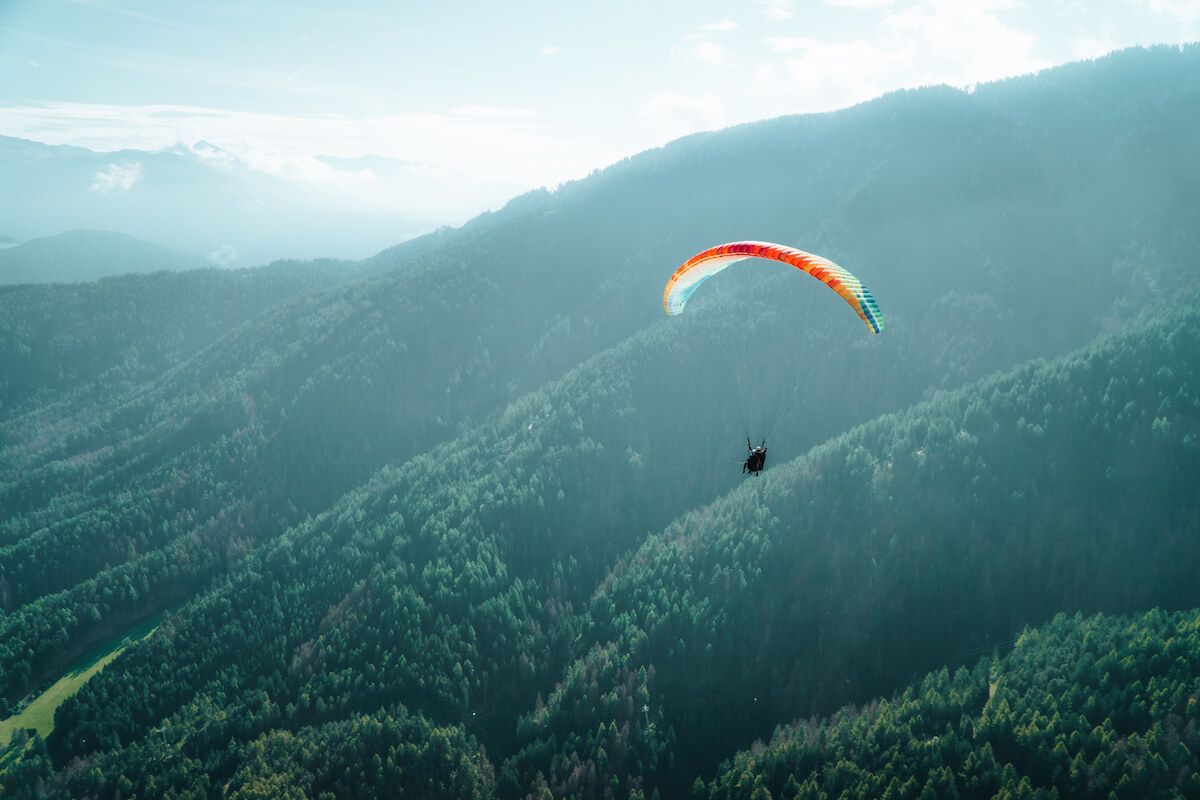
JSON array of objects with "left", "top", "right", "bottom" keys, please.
[
  {"left": 0, "top": 101, "right": 616, "bottom": 219},
  {"left": 825, "top": 0, "right": 894, "bottom": 7},
  {"left": 183, "top": 139, "right": 243, "bottom": 171},
  {"left": 642, "top": 93, "right": 728, "bottom": 141},
  {"left": 748, "top": 0, "right": 1048, "bottom": 117},
  {"left": 207, "top": 244, "right": 239, "bottom": 267},
  {"left": 681, "top": 20, "right": 738, "bottom": 43},
  {"left": 881, "top": 0, "right": 1046, "bottom": 86},
  {"left": 765, "top": 36, "right": 818, "bottom": 52},
  {"left": 751, "top": 62, "right": 779, "bottom": 88},
  {"left": 1071, "top": 34, "right": 1119, "bottom": 60},
  {"left": 89, "top": 160, "right": 143, "bottom": 194},
  {"left": 781, "top": 40, "right": 904, "bottom": 111},
  {"left": 759, "top": 0, "right": 795, "bottom": 19},
  {"left": 689, "top": 40, "right": 730, "bottom": 65},
  {"left": 698, "top": 20, "right": 739, "bottom": 31},
  {"left": 537, "top": 45, "right": 562, "bottom": 56},
  {"left": 450, "top": 104, "right": 537, "bottom": 118},
  {"left": 1142, "top": 0, "right": 1200, "bottom": 24}
]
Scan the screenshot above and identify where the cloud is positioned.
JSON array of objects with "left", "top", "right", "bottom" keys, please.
[
  {"left": 0, "top": 101, "right": 616, "bottom": 220},
  {"left": 672, "top": 18, "right": 738, "bottom": 69},
  {"left": 1142, "top": 0, "right": 1200, "bottom": 24},
  {"left": 748, "top": 0, "right": 1047, "bottom": 117},
  {"left": 689, "top": 40, "right": 730, "bottom": 65},
  {"left": 880, "top": 0, "right": 1046, "bottom": 86},
  {"left": 642, "top": 92, "right": 728, "bottom": 141},
  {"left": 751, "top": 62, "right": 779, "bottom": 88},
  {"left": 1071, "top": 34, "right": 1119, "bottom": 60},
  {"left": 680, "top": 19, "right": 738, "bottom": 46},
  {"left": 537, "top": 45, "right": 562, "bottom": 56},
  {"left": 825, "top": 0, "right": 894, "bottom": 7},
  {"left": 765, "top": 36, "right": 818, "bottom": 52},
  {"left": 207, "top": 244, "right": 239, "bottom": 267},
  {"left": 89, "top": 161, "right": 143, "bottom": 194},
  {"left": 183, "top": 139, "right": 243, "bottom": 171},
  {"left": 780, "top": 40, "right": 904, "bottom": 111},
  {"left": 759, "top": 0, "right": 795, "bottom": 19},
  {"left": 450, "top": 104, "right": 537, "bottom": 118}
]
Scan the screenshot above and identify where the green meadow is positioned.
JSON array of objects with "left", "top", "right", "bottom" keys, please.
[{"left": 0, "top": 614, "right": 163, "bottom": 750}]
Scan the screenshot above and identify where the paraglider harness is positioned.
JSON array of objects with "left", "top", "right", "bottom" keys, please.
[{"left": 743, "top": 439, "right": 767, "bottom": 476}]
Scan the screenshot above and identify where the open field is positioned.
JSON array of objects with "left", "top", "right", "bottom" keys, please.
[{"left": 0, "top": 613, "right": 164, "bottom": 749}]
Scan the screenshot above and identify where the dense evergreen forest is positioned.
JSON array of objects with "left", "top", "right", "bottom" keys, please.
[
  {"left": 0, "top": 258, "right": 351, "bottom": 415},
  {"left": 701, "top": 608, "right": 1200, "bottom": 800},
  {"left": 1, "top": 46, "right": 1198, "bottom": 798}
]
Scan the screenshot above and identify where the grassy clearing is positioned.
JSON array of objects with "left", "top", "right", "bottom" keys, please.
[{"left": 0, "top": 613, "right": 164, "bottom": 748}]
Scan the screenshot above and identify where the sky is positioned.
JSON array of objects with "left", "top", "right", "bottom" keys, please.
[{"left": 1, "top": 0, "right": 1198, "bottom": 221}]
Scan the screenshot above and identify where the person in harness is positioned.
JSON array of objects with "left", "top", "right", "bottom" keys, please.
[{"left": 743, "top": 438, "right": 767, "bottom": 476}]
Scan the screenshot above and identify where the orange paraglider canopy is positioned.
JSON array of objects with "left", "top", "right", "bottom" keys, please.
[{"left": 663, "top": 241, "right": 883, "bottom": 333}]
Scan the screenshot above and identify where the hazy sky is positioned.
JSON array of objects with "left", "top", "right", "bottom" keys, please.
[{"left": 2, "top": 0, "right": 1197, "bottom": 218}]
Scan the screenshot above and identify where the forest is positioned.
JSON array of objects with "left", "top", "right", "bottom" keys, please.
[{"left": 1, "top": 45, "right": 1199, "bottom": 798}]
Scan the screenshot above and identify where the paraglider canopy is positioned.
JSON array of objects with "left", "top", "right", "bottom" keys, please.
[
  {"left": 663, "top": 240, "right": 885, "bottom": 476},
  {"left": 663, "top": 241, "right": 884, "bottom": 334}
]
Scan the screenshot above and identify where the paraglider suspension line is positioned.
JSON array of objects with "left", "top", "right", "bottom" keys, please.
[
  {"left": 717, "top": 336, "right": 752, "bottom": 440},
  {"left": 762, "top": 351, "right": 830, "bottom": 442}
]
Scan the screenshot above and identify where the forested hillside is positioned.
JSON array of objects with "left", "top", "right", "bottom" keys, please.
[
  {"left": 0, "top": 259, "right": 348, "bottom": 417},
  {"left": 10, "top": 267, "right": 1199, "bottom": 799},
  {"left": 703, "top": 608, "right": 1200, "bottom": 800},
  {"left": 502, "top": 298, "right": 1200, "bottom": 797},
  {"left": 11, "top": 296, "right": 1200, "bottom": 800},
  {"left": 1, "top": 46, "right": 1198, "bottom": 798}
]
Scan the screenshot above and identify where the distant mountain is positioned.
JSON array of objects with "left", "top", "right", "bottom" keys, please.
[
  {"left": 0, "top": 229, "right": 209, "bottom": 285},
  {"left": 0, "top": 137, "right": 440, "bottom": 266},
  {"left": 0, "top": 233, "right": 16, "bottom": 245}
]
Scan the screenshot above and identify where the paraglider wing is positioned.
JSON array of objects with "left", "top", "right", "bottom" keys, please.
[{"left": 663, "top": 241, "right": 884, "bottom": 333}]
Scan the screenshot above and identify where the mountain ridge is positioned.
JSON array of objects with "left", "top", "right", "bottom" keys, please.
[
  {"left": 1, "top": 44, "right": 1198, "bottom": 798},
  {"left": 0, "top": 228, "right": 211, "bottom": 285}
]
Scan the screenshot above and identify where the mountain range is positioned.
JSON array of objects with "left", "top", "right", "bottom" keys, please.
[
  {"left": 1, "top": 45, "right": 1198, "bottom": 799},
  {"left": 0, "top": 136, "right": 447, "bottom": 267},
  {"left": 0, "top": 229, "right": 213, "bottom": 285}
]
